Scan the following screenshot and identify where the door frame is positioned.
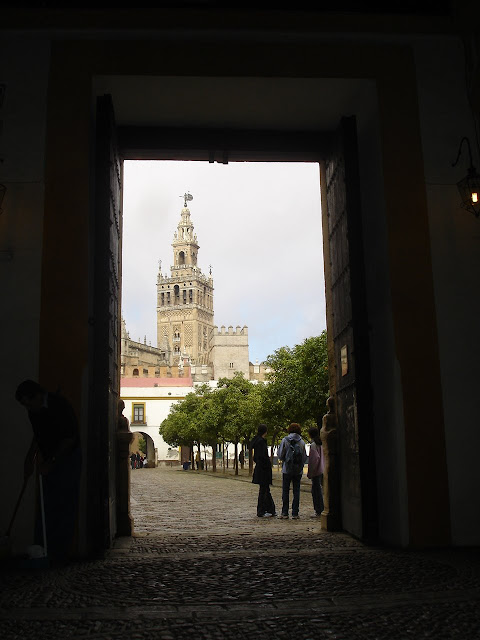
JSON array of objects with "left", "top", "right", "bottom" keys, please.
[
  {"left": 40, "top": 38, "right": 449, "bottom": 551},
  {"left": 115, "top": 122, "right": 377, "bottom": 541}
]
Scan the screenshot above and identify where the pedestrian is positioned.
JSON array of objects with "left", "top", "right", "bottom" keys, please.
[
  {"left": 250, "top": 424, "right": 276, "bottom": 518},
  {"left": 16, "top": 379, "right": 82, "bottom": 564},
  {"left": 136, "top": 451, "right": 141, "bottom": 469},
  {"left": 130, "top": 452, "right": 136, "bottom": 470},
  {"left": 277, "top": 423, "right": 307, "bottom": 519},
  {"left": 239, "top": 449, "right": 245, "bottom": 469},
  {"left": 307, "top": 426, "right": 324, "bottom": 518}
]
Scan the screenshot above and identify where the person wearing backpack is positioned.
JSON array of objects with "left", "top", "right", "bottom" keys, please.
[{"left": 277, "top": 423, "right": 307, "bottom": 519}]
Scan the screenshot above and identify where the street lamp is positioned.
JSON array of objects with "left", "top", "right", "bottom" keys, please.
[{"left": 452, "top": 137, "right": 480, "bottom": 218}]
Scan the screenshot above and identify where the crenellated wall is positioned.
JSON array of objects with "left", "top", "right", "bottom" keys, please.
[{"left": 210, "top": 325, "right": 249, "bottom": 379}]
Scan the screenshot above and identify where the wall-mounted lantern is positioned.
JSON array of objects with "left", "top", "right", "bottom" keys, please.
[{"left": 452, "top": 137, "right": 480, "bottom": 218}]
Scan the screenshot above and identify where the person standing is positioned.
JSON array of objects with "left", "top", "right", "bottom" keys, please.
[
  {"left": 307, "top": 426, "right": 324, "bottom": 518},
  {"left": 250, "top": 424, "right": 276, "bottom": 518},
  {"left": 16, "top": 379, "right": 82, "bottom": 563},
  {"left": 277, "top": 423, "right": 307, "bottom": 519}
]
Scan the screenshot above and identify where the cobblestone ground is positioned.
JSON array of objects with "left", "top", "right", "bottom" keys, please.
[{"left": 2, "top": 467, "right": 480, "bottom": 639}]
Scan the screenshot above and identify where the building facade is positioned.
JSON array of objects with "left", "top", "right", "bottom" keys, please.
[{"left": 209, "top": 325, "right": 250, "bottom": 380}]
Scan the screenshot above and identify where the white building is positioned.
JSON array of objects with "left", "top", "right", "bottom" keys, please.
[{"left": 121, "top": 375, "right": 195, "bottom": 465}]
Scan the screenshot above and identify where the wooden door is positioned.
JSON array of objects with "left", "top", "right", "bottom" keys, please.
[
  {"left": 325, "top": 117, "right": 377, "bottom": 542},
  {"left": 88, "top": 94, "right": 123, "bottom": 551}
]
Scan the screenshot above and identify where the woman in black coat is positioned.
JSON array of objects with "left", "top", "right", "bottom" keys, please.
[{"left": 250, "top": 424, "right": 276, "bottom": 517}]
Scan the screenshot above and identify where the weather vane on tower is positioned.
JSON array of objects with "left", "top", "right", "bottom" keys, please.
[{"left": 180, "top": 192, "right": 193, "bottom": 207}]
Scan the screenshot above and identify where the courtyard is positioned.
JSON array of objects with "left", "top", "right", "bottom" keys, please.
[{"left": 1, "top": 467, "right": 480, "bottom": 639}]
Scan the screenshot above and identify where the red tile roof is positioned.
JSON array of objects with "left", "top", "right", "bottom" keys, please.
[{"left": 121, "top": 377, "right": 193, "bottom": 388}]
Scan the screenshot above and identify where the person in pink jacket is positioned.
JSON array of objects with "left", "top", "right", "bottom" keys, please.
[{"left": 307, "top": 426, "right": 324, "bottom": 518}]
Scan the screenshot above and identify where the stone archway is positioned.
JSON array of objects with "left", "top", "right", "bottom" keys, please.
[{"left": 130, "top": 430, "right": 157, "bottom": 468}]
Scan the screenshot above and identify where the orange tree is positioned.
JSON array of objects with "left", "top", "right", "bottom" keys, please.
[
  {"left": 262, "top": 332, "right": 330, "bottom": 446},
  {"left": 217, "top": 372, "right": 264, "bottom": 476}
]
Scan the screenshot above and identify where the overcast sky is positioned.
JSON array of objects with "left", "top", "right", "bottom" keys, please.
[{"left": 122, "top": 160, "right": 326, "bottom": 363}]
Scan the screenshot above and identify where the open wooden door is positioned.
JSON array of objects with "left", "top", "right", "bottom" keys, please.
[
  {"left": 88, "top": 94, "right": 123, "bottom": 552},
  {"left": 324, "top": 117, "right": 378, "bottom": 542}
]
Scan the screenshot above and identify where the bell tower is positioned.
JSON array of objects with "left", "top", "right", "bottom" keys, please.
[{"left": 156, "top": 194, "right": 215, "bottom": 365}]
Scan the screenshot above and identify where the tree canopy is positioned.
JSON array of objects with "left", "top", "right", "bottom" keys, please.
[
  {"left": 159, "top": 332, "right": 329, "bottom": 465},
  {"left": 263, "top": 331, "right": 329, "bottom": 430}
]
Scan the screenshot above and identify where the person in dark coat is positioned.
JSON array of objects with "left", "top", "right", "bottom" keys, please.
[
  {"left": 16, "top": 379, "right": 82, "bottom": 563},
  {"left": 250, "top": 424, "right": 276, "bottom": 518}
]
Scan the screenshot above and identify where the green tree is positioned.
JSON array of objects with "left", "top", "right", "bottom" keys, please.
[
  {"left": 263, "top": 331, "right": 329, "bottom": 436},
  {"left": 137, "top": 436, "right": 146, "bottom": 455},
  {"left": 160, "top": 391, "right": 203, "bottom": 468},
  {"left": 217, "top": 372, "right": 263, "bottom": 475},
  {"left": 193, "top": 384, "right": 223, "bottom": 472}
]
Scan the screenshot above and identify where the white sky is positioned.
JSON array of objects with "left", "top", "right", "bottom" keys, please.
[{"left": 122, "top": 160, "right": 326, "bottom": 363}]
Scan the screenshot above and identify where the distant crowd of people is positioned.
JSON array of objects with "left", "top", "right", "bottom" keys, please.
[
  {"left": 130, "top": 451, "right": 147, "bottom": 469},
  {"left": 251, "top": 422, "right": 324, "bottom": 519}
]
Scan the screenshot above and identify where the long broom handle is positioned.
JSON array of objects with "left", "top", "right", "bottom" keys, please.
[
  {"left": 5, "top": 477, "right": 29, "bottom": 537},
  {"left": 39, "top": 474, "right": 48, "bottom": 558},
  {"left": 5, "top": 449, "right": 39, "bottom": 537}
]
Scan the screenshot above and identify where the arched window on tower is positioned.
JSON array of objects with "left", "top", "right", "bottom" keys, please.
[
  {"left": 174, "top": 284, "right": 180, "bottom": 303},
  {"left": 179, "top": 251, "right": 185, "bottom": 265},
  {"left": 133, "top": 368, "right": 139, "bottom": 377}
]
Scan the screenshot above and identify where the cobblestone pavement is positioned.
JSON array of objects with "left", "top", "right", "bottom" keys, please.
[{"left": 1, "top": 467, "right": 480, "bottom": 639}]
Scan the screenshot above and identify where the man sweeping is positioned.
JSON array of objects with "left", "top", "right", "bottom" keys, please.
[{"left": 16, "top": 380, "right": 82, "bottom": 564}]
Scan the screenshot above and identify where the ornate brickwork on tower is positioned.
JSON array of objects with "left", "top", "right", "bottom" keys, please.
[{"left": 156, "top": 195, "right": 215, "bottom": 366}]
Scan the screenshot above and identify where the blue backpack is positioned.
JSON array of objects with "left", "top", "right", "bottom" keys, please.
[{"left": 283, "top": 438, "right": 303, "bottom": 474}]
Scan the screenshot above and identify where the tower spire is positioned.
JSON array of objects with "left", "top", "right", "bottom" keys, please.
[
  {"left": 172, "top": 194, "right": 199, "bottom": 269},
  {"left": 157, "top": 194, "right": 214, "bottom": 367}
]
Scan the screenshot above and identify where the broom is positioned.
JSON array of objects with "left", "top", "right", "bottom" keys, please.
[
  {"left": 21, "top": 474, "right": 50, "bottom": 569},
  {"left": 0, "top": 475, "right": 30, "bottom": 561}
]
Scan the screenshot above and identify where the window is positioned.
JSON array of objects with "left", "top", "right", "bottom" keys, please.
[
  {"left": 133, "top": 368, "right": 139, "bottom": 377},
  {"left": 132, "top": 403, "right": 145, "bottom": 424},
  {"left": 229, "top": 362, "right": 234, "bottom": 368},
  {"left": 143, "top": 368, "right": 149, "bottom": 377}
]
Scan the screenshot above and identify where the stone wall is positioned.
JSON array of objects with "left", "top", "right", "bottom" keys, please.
[{"left": 210, "top": 325, "right": 249, "bottom": 380}]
